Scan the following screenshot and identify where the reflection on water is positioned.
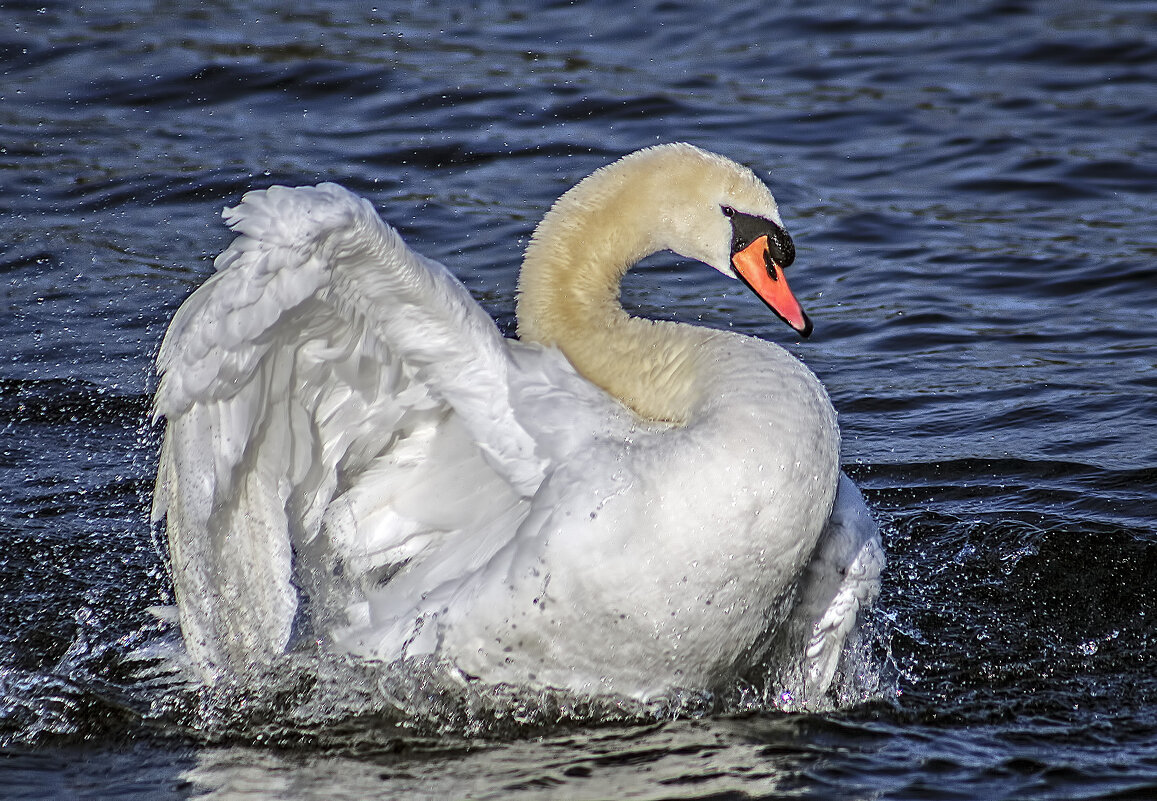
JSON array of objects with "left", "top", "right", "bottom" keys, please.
[{"left": 181, "top": 718, "right": 813, "bottom": 801}]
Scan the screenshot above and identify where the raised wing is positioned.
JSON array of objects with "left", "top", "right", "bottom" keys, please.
[{"left": 152, "top": 184, "right": 543, "bottom": 681}]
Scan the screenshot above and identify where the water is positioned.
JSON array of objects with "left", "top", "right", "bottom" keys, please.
[{"left": 2, "top": 1, "right": 1155, "bottom": 797}]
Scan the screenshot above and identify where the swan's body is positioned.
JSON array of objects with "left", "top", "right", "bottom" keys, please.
[{"left": 152, "top": 144, "right": 883, "bottom": 703}]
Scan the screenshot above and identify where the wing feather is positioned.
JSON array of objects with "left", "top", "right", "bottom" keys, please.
[
  {"left": 152, "top": 183, "right": 542, "bottom": 680},
  {"left": 793, "top": 473, "right": 884, "bottom": 702}
]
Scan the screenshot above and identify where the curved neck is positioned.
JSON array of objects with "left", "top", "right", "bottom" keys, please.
[{"left": 515, "top": 167, "right": 706, "bottom": 424}]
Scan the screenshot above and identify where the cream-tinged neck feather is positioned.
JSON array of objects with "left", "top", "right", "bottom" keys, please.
[{"left": 516, "top": 144, "right": 779, "bottom": 423}]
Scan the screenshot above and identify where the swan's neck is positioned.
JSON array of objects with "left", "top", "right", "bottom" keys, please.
[{"left": 515, "top": 174, "right": 706, "bottom": 424}]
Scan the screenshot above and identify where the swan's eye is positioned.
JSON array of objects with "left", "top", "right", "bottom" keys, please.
[{"left": 721, "top": 205, "right": 736, "bottom": 217}]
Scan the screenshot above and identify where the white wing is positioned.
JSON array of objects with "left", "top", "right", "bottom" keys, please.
[
  {"left": 788, "top": 472, "right": 885, "bottom": 704},
  {"left": 152, "top": 184, "right": 544, "bottom": 681}
]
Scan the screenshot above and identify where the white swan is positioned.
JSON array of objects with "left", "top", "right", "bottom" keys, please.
[{"left": 152, "top": 143, "right": 883, "bottom": 703}]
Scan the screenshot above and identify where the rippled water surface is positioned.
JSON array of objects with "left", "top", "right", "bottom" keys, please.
[{"left": 3, "top": 1, "right": 1156, "bottom": 798}]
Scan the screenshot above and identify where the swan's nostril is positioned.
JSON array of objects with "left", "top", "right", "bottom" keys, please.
[{"left": 762, "top": 248, "right": 780, "bottom": 280}]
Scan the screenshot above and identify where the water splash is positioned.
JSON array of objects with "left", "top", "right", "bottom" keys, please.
[{"left": 1, "top": 597, "right": 896, "bottom": 751}]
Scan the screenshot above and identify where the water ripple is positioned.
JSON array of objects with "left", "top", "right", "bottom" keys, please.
[{"left": 2, "top": 0, "right": 1156, "bottom": 796}]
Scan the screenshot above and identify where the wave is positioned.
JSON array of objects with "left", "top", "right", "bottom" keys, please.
[{"left": 878, "top": 506, "right": 1157, "bottom": 725}]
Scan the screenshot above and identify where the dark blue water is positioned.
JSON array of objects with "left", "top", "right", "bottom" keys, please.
[{"left": 3, "top": 1, "right": 1156, "bottom": 798}]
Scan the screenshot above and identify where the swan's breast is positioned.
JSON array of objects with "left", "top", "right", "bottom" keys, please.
[{"left": 440, "top": 335, "right": 841, "bottom": 694}]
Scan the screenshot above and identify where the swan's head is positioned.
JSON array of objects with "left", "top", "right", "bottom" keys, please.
[
  {"left": 634, "top": 143, "right": 812, "bottom": 337},
  {"left": 522, "top": 143, "right": 813, "bottom": 342}
]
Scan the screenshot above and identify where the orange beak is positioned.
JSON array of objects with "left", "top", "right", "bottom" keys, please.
[{"left": 731, "top": 235, "right": 813, "bottom": 337}]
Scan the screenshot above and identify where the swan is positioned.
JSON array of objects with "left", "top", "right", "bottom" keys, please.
[{"left": 152, "top": 143, "right": 883, "bottom": 704}]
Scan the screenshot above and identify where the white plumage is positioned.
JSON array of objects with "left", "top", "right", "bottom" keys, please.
[{"left": 153, "top": 144, "right": 882, "bottom": 703}]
